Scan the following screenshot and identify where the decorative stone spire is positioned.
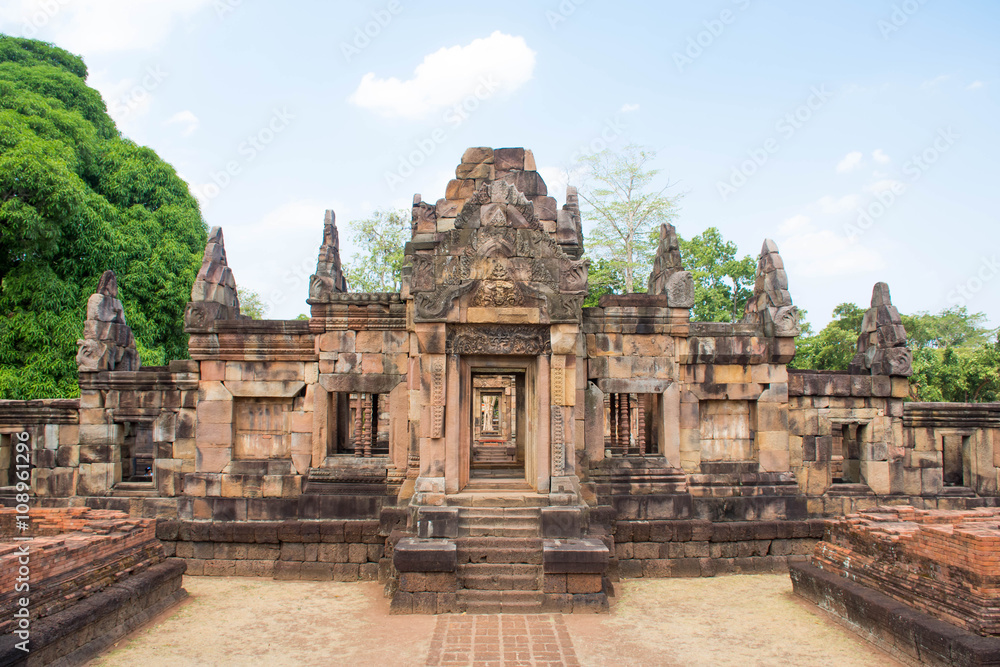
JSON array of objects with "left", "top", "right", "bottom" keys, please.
[
  {"left": 183, "top": 226, "right": 241, "bottom": 330},
  {"left": 76, "top": 270, "right": 140, "bottom": 372},
  {"left": 743, "top": 239, "right": 800, "bottom": 337},
  {"left": 556, "top": 186, "right": 584, "bottom": 257},
  {"left": 646, "top": 223, "right": 694, "bottom": 307},
  {"left": 308, "top": 209, "right": 349, "bottom": 301},
  {"left": 849, "top": 282, "right": 912, "bottom": 376}
]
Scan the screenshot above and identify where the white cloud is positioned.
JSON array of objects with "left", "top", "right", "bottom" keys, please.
[
  {"left": 779, "top": 214, "right": 811, "bottom": 234},
  {"left": 836, "top": 151, "right": 864, "bottom": 174},
  {"left": 872, "top": 149, "right": 890, "bottom": 164},
  {"left": 0, "top": 0, "right": 215, "bottom": 54},
  {"left": 223, "top": 200, "right": 340, "bottom": 319},
  {"left": 818, "top": 194, "right": 860, "bottom": 215},
  {"left": 166, "top": 110, "right": 200, "bottom": 137},
  {"left": 620, "top": 103, "right": 640, "bottom": 113},
  {"left": 349, "top": 31, "right": 536, "bottom": 119},
  {"left": 781, "top": 228, "right": 884, "bottom": 277},
  {"left": 920, "top": 74, "right": 950, "bottom": 90},
  {"left": 967, "top": 80, "right": 985, "bottom": 91}
]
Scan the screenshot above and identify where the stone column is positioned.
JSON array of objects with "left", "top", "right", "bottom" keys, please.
[
  {"left": 661, "top": 383, "right": 681, "bottom": 468},
  {"left": 536, "top": 354, "right": 551, "bottom": 493}
]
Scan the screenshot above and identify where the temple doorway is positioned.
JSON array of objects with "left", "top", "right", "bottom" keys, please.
[{"left": 470, "top": 371, "right": 525, "bottom": 480}]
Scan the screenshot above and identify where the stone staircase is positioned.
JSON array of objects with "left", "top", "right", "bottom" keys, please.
[
  {"left": 458, "top": 507, "right": 539, "bottom": 537},
  {"left": 390, "top": 487, "right": 611, "bottom": 614},
  {"left": 455, "top": 536, "right": 545, "bottom": 613}
]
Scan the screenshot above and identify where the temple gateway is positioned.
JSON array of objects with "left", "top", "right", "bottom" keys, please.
[{"left": 4, "top": 146, "right": 999, "bottom": 615}]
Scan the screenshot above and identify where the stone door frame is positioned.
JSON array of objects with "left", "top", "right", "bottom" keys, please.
[{"left": 446, "top": 355, "right": 544, "bottom": 493}]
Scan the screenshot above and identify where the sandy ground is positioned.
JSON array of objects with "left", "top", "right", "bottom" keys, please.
[
  {"left": 567, "top": 576, "right": 904, "bottom": 667},
  {"left": 89, "top": 575, "right": 902, "bottom": 667}
]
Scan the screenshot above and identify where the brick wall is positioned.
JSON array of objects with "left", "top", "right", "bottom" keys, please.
[
  {"left": 811, "top": 506, "right": 1000, "bottom": 636},
  {"left": 0, "top": 507, "right": 164, "bottom": 634}
]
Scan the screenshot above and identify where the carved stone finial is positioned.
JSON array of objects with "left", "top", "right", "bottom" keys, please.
[
  {"left": 77, "top": 270, "right": 140, "bottom": 372},
  {"left": 96, "top": 270, "right": 118, "bottom": 298},
  {"left": 849, "top": 282, "right": 912, "bottom": 376},
  {"left": 646, "top": 223, "right": 694, "bottom": 307},
  {"left": 184, "top": 226, "right": 242, "bottom": 330},
  {"left": 743, "top": 238, "right": 800, "bottom": 337},
  {"left": 307, "top": 209, "right": 349, "bottom": 303}
]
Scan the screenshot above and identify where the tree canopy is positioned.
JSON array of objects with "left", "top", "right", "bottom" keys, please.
[
  {"left": 677, "top": 228, "right": 756, "bottom": 323},
  {"left": 579, "top": 145, "right": 681, "bottom": 294},
  {"left": 343, "top": 208, "right": 408, "bottom": 292},
  {"left": 792, "top": 304, "right": 1000, "bottom": 402},
  {"left": 0, "top": 36, "right": 207, "bottom": 398}
]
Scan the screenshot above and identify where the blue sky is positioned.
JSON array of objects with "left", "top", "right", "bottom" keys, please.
[{"left": 2, "top": 0, "right": 997, "bottom": 327}]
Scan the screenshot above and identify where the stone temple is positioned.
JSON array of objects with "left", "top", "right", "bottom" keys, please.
[{"left": 3, "top": 147, "right": 1000, "bottom": 634}]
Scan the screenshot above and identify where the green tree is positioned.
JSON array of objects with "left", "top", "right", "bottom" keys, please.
[
  {"left": 792, "top": 303, "right": 999, "bottom": 402},
  {"left": 0, "top": 36, "right": 206, "bottom": 399},
  {"left": 677, "top": 228, "right": 756, "bottom": 322},
  {"left": 579, "top": 145, "right": 681, "bottom": 294},
  {"left": 584, "top": 257, "right": 627, "bottom": 307},
  {"left": 790, "top": 303, "right": 866, "bottom": 370},
  {"left": 343, "top": 209, "right": 408, "bottom": 292},
  {"left": 237, "top": 287, "right": 268, "bottom": 320}
]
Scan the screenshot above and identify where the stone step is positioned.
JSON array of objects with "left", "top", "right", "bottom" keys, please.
[
  {"left": 688, "top": 472, "right": 797, "bottom": 486},
  {"left": 464, "top": 478, "right": 533, "bottom": 492},
  {"left": 456, "top": 590, "right": 544, "bottom": 614},
  {"left": 457, "top": 537, "right": 544, "bottom": 564},
  {"left": 458, "top": 507, "right": 540, "bottom": 520},
  {"left": 689, "top": 485, "right": 800, "bottom": 498},
  {"left": 458, "top": 563, "right": 542, "bottom": 591},
  {"left": 445, "top": 491, "right": 551, "bottom": 507},
  {"left": 461, "top": 524, "right": 539, "bottom": 538}
]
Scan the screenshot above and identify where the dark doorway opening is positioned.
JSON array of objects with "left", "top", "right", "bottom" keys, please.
[{"left": 470, "top": 371, "right": 525, "bottom": 480}]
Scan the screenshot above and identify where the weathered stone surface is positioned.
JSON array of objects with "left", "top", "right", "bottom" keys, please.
[
  {"left": 76, "top": 270, "right": 141, "bottom": 373},
  {"left": 307, "top": 210, "right": 349, "bottom": 302},
  {"left": 849, "top": 282, "right": 912, "bottom": 377},
  {"left": 743, "top": 239, "right": 800, "bottom": 337}
]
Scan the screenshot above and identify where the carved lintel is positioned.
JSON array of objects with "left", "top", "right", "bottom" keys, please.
[{"left": 447, "top": 325, "right": 552, "bottom": 356}]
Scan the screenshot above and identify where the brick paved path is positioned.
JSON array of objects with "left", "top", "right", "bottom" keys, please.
[{"left": 425, "top": 614, "right": 580, "bottom": 667}]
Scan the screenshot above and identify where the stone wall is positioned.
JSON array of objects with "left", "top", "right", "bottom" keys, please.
[
  {"left": 156, "top": 518, "right": 388, "bottom": 580},
  {"left": 610, "top": 518, "right": 825, "bottom": 578}
]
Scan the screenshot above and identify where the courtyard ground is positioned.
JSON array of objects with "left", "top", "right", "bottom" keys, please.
[{"left": 88, "top": 574, "right": 903, "bottom": 667}]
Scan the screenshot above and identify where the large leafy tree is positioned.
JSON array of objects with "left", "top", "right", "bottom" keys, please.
[
  {"left": 579, "top": 145, "right": 681, "bottom": 294},
  {"left": 677, "top": 228, "right": 756, "bottom": 323},
  {"left": 343, "top": 209, "right": 408, "bottom": 292},
  {"left": 0, "top": 36, "right": 207, "bottom": 398}
]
